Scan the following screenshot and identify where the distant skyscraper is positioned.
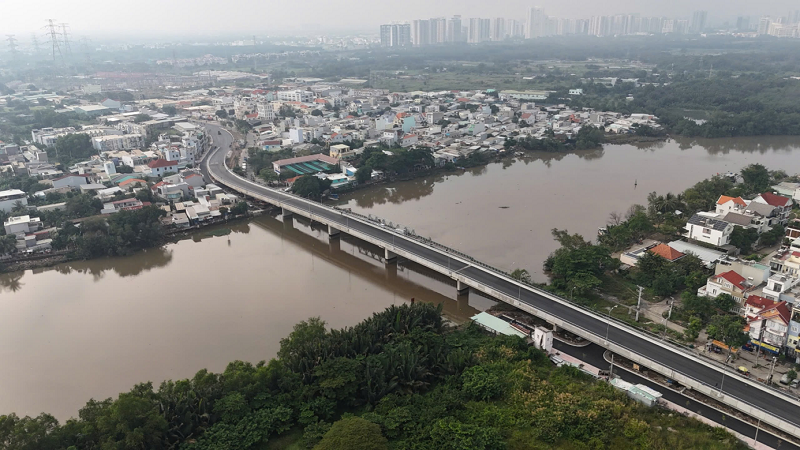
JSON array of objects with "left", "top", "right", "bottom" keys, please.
[
  {"left": 430, "top": 17, "right": 447, "bottom": 44},
  {"left": 380, "top": 23, "right": 411, "bottom": 47},
  {"left": 447, "top": 15, "right": 462, "bottom": 42},
  {"left": 526, "top": 7, "right": 546, "bottom": 38},
  {"left": 757, "top": 16, "right": 771, "bottom": 35},
  {"left": 412, "top": 20, "right": 431, "bottom": 46},
  {"left": 736, "top": 16, "right": 750, "bottom": 31},
  {"left": 492, "top": 18, "right": 506, "bottom": 41},
  {"left": 690, "top": 10, "right": 708, "bottom": 33}
]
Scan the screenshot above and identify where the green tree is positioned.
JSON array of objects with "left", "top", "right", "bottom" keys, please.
[
  {"left": 760, "top": 225, "right": 786, "bottom": 247},
  {"left": 291, "top": 175, "right": 332, "bottom": 200},
  {"left": 115, "top": 165, "right": 134, "bottom": 174},
  {"left": 544, "top": 229, "right": 617, "bottom": 296},
  {"left": 355, "top": 167, "right": 372, "bottom": 184},
  {"left": 510, "top": 268, "right": 532, "bottom": 284},
  {"left": 314, "top": 416, "right": 388, "bottom": 450},
  {"left": 65, "top": 193, "right": 103, "bottom": 219},
  {"left": 230, "top": 201, "right": 248, "bottom": 216},
  {"left": 740, "top": 164, "right": 770, "bottom": 194},
  {"left": 133, "top": 113, "right": 150, "bottom": 123},
  {"left": 730, "top": 227, "right": 759, "bottom": 253},
  {"left": 311, "top": 109, "right": 324, "bottom": 116},
  {"left": 706, "top": 314, "right": 748, "bottom": 352},
  {"left": 215, "top": 109, "right": 228, "bottom": 119},
  {"left": 0, "top": 235, "right": 18, "bottom": 255},
  {"left": 162, "top": 105, "right": 177, "bottom": 115}
]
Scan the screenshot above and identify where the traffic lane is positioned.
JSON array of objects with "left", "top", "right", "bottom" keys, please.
[
  {"left": 205, "top": 148, "right": 800, "bottom": 426},
  {"left": 554, "top": 342, "right": 799, "bottom": 450},
  {"left": 458, "top": 262, "right": 800, "bottom": 425}
]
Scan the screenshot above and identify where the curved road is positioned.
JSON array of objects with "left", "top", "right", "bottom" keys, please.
[{"left": 200, "top": 121, "right": 800, "bottom": 438}]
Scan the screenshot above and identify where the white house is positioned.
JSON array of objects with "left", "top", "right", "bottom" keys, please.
[
  {"left": 0, "top": 189, "right": 27, "bottom": 213},
  {"left": 684, "top": 214, "right": 734, "bottom": 247},
  {"left": 751, "top": 192, "right": 793, "bottom": 225},
  {"left": 146, "top": 159, "right": 178, "bottom": 176},
  {"left": 400, "top": 134, "right": 418, "bottom": 147},
  {"left": 3, "top": 215, "right": 42, "bottom": 235},
  {"left": 715, "top": 195, "right": 747, "bottom": 215}
]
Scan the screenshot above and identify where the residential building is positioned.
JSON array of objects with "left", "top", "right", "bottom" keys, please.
[
  {"left": 747, "top": 301, "right": 791, "bottom": 355},
  {"left": 698, "top": 270, "right": 756, "bottom": 312},
  {"left": 684, "top": 214, "right": 734, "bottom": 247},
  {"left": 751, "top": 192, "right": 793, "bottom": 225},
  {"left": 101, "top": 198, "right": 149, "bottom": 214},
  {"left": 380, "top": 23, "right": 411, "bottom": 47},
  {"left": 715, "top": 195, "right": 747, "bottom": 215},
  {"left": 3, "top": 215, "right": 42, "bottom": 235},
  {"left": 91, "top": 134, "right": 145, "bottom": 152},
  {"left": 0, "top": 189, "right": 28, "bottom": 213},
  {"left": 146, "top": 159, "right": 179, "bottom": 176},
  {"left": 277, "top": 90, "right": 315, "bottom": 103}
]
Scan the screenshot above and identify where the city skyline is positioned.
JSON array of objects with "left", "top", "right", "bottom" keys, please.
[{"left": 3, "top": 0, "right": 800, "bottom": 37}]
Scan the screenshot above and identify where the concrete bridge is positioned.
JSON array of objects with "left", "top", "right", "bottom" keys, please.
[{"left": 201, "top": 122, "right": 800, "bottom": 440}]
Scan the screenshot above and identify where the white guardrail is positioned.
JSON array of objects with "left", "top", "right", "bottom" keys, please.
[{"left": 208, "top": 128, "right": 800, "bottom": 439}]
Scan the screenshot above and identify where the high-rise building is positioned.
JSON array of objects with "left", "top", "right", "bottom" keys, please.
[
  {"left": 468, "top": 18, "right": 487, "bottom": 43},
  {"left": 412, "top": 20, "right": 431, "bottom": 47},
  {"left": 380, "top": 23, "right": 411, "bottom": 47},
  {"left": 430, "top": 17, "right": 447, "bottom": 44},
  {"left": 481, "top": 18, "right": 491, "bottom": 41},
  {"left": 447, "top": 15, "right": 462, "bottom": 42},
  {"left": 492, "top": 18, "right": 506, "bottom": 41},
  {"left": 690, "top": 10, "right": 708, "bottom": 33},
  {"left": 757, "top": 16, "right": 771, "bottom": 35},
  {"left": 736, "top": 16, "right": 751, "bottom": 31},
  {"left": 526, "top": 7, "right": 546, "bottom": 38}
]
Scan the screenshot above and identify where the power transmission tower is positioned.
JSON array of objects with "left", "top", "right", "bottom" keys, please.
[
  {"left": 44, "top": 19, "right": 63, "bottom": 62},
  {"left": 60, "top": 23, "right": 72, "bottom": 56},
  {"left": 80, "top": 37, "right": 92, "bottom": 65},
  {"left": 5, "top": 35, "right": 18, "bottom": 59},
  {"left": 30, "top": 33, "right": 41, "bottom": 53}
]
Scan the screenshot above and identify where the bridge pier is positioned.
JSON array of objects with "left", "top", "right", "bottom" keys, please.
[
  {"left": 328, "top": 224, "right": 340, "bottom": 238},
  {"left": 385, "top": 261, "right": 397, "bottom": 281},
  {"left": 328, "top": 236, "right": 340, "bottom": 253},
  {"left": 384, "top": 248, "right": 397, "bottom": 263},
  {"left": 281, "top": 207, "right": 292, "bottom": 218},
  {"left": 456, "top": 280, "right": 469, "bottom": 295}
]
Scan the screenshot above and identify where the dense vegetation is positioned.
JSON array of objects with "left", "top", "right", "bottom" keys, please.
[
  {"left": 52, "top": 205, "right": 166, "bottom": 258},
  {"left": 0, "top": 303, "right": 747, "bottom": 450}
]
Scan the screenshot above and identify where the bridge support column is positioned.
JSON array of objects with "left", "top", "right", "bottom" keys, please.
[
  {"left": 456, "top": 280, "right": 469, "bottom": 295},
  {"left": 328, "top": 236, "right": 340, "bottom": 253},
  {"left": 328, "top": 225, "right": 340, "bottom": 238},
  {"left": 281, "top": 207, "right": 292, "bottom": 218},
  {"left": 384, "top": 248, "right": 397, "bottom": 263},
  {"left": 551, "top": 324, "right": 559, "bottom": 333}
]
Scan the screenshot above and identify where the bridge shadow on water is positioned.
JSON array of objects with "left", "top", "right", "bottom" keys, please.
[{"left": 250, "top": 212, "right": 491, "bottom": 322}]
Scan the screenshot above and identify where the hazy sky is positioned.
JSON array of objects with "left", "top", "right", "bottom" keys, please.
[{"left": 3, "top": 0, "right": 799, "bottom": 38}]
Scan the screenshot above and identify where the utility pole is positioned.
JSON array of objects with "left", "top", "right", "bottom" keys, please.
[
  {"left": 635, "top": 285, "right": 644, "bottom": 322},
  {"left": 768, "top": 356, "right": 777, "bottom": 384},
  {"left": 60, "top": 23, "right": 72, "bottom": 56},
  {"left": 44, "top": 19, "right": 63, "bottom": 62}
]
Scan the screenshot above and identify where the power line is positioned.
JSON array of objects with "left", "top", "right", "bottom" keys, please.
[
  {"left": 60, "top": 23, "right": 72, "bottom": 56},
  {"left": 43, "top": 19, "right": 63, "bottom": 62}
]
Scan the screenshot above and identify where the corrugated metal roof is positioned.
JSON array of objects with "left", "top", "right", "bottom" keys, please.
[{"left": 470, "top": 312, "right": 527, "bottom": 338}]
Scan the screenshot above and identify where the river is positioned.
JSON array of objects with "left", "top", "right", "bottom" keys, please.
[{"left": 2, "top": 136, "right": 800, "bottom": 420}]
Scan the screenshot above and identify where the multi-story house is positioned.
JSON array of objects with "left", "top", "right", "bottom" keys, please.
[
  {"left": 751, "top": 192, "right": 793, "bottom": 226},
  {"left": 684, "top": 214, "right": 734, "bottom": 247},
  {"left": 748, "top": 301, "right": 791, "bottom": 356},
  {"left": 698, "top": 270, "right": 757, "bottom": 313}
]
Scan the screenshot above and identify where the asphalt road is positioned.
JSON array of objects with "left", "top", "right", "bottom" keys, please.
[
  {"left": 555, "top": 341, "right": 799, "bottom": 450},
  {"left": 200, "top": 121, "right": 800, "bottom": 433}
]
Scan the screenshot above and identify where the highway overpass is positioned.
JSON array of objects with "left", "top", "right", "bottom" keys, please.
[{"left": 200, "top": 121, "right": 800, "bottom": 440}]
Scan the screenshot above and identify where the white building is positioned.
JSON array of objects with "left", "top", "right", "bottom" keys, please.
[
  {"left": 684, "top": 214, "right": 734, "bottom": 247},
  {"left": 0, "top": 189, "right": 27, "bottom": 213},
  {"left": 91, "top": 134, "right": 145, "bottom": 152},
  {"left": 277, "top": 90, "right": 315, "bottom": 103},
  {"left": 3, "top": 215, "right": 42, "bottom": 235}
]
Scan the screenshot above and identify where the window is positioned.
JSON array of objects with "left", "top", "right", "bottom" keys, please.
[{"left": 702, "top": 227, "right": 711, "bottom": 234}]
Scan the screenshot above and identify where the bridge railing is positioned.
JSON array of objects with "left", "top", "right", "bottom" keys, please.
[{"left": 214, "top": 146, "right": 800, "bottom": 411}]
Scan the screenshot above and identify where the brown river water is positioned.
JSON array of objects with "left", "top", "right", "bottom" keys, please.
[{"left": 2, "top": 136, "right": 800, "bottom": 420}]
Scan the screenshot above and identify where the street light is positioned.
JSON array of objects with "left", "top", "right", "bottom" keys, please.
[{"left": 606, "top": 305, "right": 619, "bottom": 346}]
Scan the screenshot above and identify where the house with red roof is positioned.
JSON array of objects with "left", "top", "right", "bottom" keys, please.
[
  {"left": 699, "top": 270, "right": 756, "bottom": 312},
  {"left": 715, "top": 195, "right": 747, "bottom": 215},
  {"left": 649, "top": 243, "right": 685, "bottom": 262},
  {"left": 145, "top": 159, "right": 178, "bottom": 176},
  {"left": 743, "top": 295, "right": 777, "bottom": 320},
  {"left": 400, "top": 134, "right": 418, "bottom": 147},
  {"left": 747, "top": 301, "right": 791, "bottom": 352},
  {"left": 752, "top": 192, "right": 793, "bottom": 225}
]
